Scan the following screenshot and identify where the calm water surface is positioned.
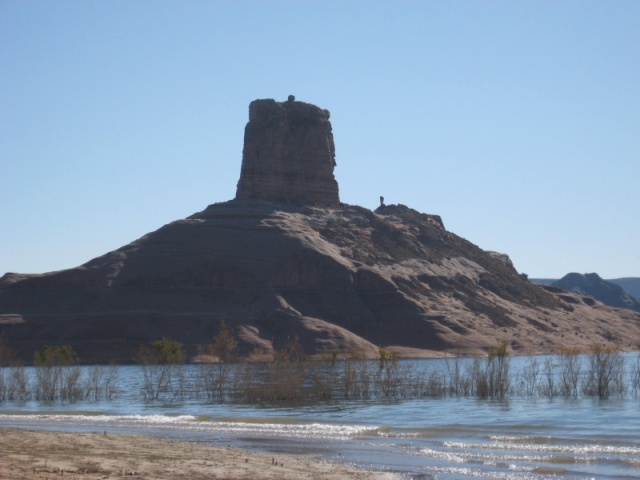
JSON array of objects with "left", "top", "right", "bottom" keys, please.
[{"left": 1, "top": 357, "right": 639, "bottom": 479}]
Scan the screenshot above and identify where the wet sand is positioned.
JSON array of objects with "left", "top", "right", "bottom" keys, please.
[{"left": 0, "top": 427, "right": 400, "bottom": 479}]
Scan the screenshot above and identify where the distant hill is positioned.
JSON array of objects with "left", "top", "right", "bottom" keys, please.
[
  {"left": 532, "top": 276, "right": 640, "bottom": 305},
  {"left": 609, "top": 278, "right": 640, "bottom": 302},
  {"left": 533, "top": 273, "right": 640, "bottom": 313}
]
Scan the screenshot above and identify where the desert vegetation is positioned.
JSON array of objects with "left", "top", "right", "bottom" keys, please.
[
  {"left": 0, "top": 335, "right": 118, "bottom": 402},
  {"left": 0, "top": 331, "right": 639, "bottom": 403},
  {"left": 196, "top": 321, "right": 238, "bottom": 401},
  {"left": 137, "top": 336, "right": 186, "bottom": 400}
]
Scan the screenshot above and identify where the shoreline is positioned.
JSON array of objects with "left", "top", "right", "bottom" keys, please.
[{"left": 0, "top": 427, "right": 402, "bottom": 479}]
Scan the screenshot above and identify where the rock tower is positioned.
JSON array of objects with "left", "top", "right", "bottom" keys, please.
[{"left": 235, "top": 97, "right": 340, "bottom": 206}]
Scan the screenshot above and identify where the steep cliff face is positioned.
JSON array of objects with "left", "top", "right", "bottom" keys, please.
[{"left": 235, "top": 97, "right": 339, "bottom": 206}]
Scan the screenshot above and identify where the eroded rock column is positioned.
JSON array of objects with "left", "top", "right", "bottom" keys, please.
[{"left": 235, "top": 97, "right": 340, "bottom": 206}]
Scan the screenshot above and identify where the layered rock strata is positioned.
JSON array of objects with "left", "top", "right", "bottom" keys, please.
[
  {"left": 1, "top": 98, "right": 639, "bottom": 363},
  {"left": 2, "top": 201, "right": 639, "bottom": 364}
]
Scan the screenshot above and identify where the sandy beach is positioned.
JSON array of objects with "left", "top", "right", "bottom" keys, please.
[{"left": 0, "top": 428, "right": 401, "bottom": 480}]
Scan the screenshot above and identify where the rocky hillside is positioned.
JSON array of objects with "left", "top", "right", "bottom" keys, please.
[
  {"left": 1, "top": 97, "right": 639, "bottom": 364},
  {"left": 2, "top": 199, "right": 639, "bottom": 363},
  {"left": 551, "top": 273, "right": 640, "bottom": 312}
]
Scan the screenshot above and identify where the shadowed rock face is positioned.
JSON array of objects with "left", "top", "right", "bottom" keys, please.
[
  {"left": 235, "top": 98, "right": 339, "bottom": 206},
  {"left": 2, "top": 201, "right": 640, "bottom": 364}
]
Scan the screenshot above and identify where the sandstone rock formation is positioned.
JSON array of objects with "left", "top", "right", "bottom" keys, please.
[
  {"left": 1, "top": 98, "right": 639, "bottom": 364},
  {"left": 2, "top": 200, "right": 639, "bottom": 363},
  {"left": 235, "top": 97, "right": 339, "bottom": 206}
]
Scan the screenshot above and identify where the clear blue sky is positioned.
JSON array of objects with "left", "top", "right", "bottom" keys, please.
[{"left": 1, "top": 1, "right": 638, "bottom": 279}]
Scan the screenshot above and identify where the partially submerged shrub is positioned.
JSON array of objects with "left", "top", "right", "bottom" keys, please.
[
  {"left": 583, "top": 343, "right": 625, "bottom": 398},
  {"left": 375, "top": 348, "right": 402, "bottom": 398},
  {"left": 5, "top": 337, "right": 640, "bottom": 404},
  {"left": 33, "top": 345, "right": 81, "bottom": 401},
  {"left": 198, "top": 321, "right": 238, "bottom": 401},
  {"left": 137, "top": 337, "right": 185, "bottom": 400},
  {"left": 521, "top": 357, "right": 540, "bottom": 396},
  {"left": 343, "top": 349, "right": 373, "bottom": 400},
  {"left": 558, "top": 347, "right": 582, "bottom": 397},
  {"left": 265, "top": 337, "right": 307, "bottom": 402},
  {"left": 476, "top": 342, "right": 510, "bottom": 399},
  {"left": 84, "top": 364, "right": 119, "bottom": 401},
  {"left": 541, "top": 357, "right": 557, "bottom": 397}
]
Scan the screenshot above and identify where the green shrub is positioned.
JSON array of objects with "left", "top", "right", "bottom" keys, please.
[
  {"left": 33, "top": 345, "right": 78, "bottom": 366},
  {"left": 137, "top": 337, "right": 185, "bottom": 400}
]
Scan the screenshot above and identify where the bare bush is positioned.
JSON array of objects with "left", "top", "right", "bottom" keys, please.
[
  {"left": 7, "top": 338, "right": 640, "bottom": 405},
  {"left": 343, "top": 351, "right": 373, "bottom": 400},
  {"left": 583, "top": 344, "right": 625, "bottom": 398},
  {"left": 231, "top": 362, "right": 263, "bottom": 403},
  {"left": 60, "top": 366, "right": 83, "bottom": 401},
  {"left": 375, "top": 349, "right": 404, "bottom": 399},
  {"left": 558, "top": 347, "right": 581, "bottom": 397},
  {"left": 82, "top": 364, "right": 119, "bottom": 400},
  {"left": 33, "top": 345, "right": 80, "bottom": 401},
  {"left": 475, "top": 342, "right": 510, "bottom": 399},
  {"left": 264, "top": 337, "right": 307, "bottom": 402},
  {"left": 421, "top": 369, "right": 446, "bottom": 397},
  {"left": 137, "top": 337, "right": 185, "bottom": 400},
  {"left": 308, "top": 359, "right": 338, "bottom": 400},
  {"left": 444, "top": 355, "right": 466, "bottom": 396},
  {"left": 540, "top": 357, "right": 557, "bottom": 397},
  {"left": 197, "top": 321, "right": 238, "bottom": 401},
  {"left": 6, "top": 365, "right": 30, "bottom": 400},
  {"left": 521, "top": 357, "right": 540, "bottom": 396}
]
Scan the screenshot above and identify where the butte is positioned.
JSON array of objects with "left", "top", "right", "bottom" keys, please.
[{"left": 1, "top": 97, "right": 639, "bottom": 363}]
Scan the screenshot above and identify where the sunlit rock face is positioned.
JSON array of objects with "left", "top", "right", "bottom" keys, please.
[{"left": 235, "top": 97, "right": 340, "bottom": 206}]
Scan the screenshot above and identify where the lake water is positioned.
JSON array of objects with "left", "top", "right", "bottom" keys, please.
[{"left": 1, "top": 355, "right": 639, "bottom": 479}]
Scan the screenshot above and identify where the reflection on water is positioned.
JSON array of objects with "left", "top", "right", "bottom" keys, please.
[{"left": 1, "top": 356, "right": 639, "bottom": 479}]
